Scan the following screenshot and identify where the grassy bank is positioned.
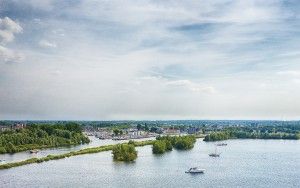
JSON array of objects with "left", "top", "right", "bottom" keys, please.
[{"left": 0, "top": 140, "right": 155, "bottom": 170}]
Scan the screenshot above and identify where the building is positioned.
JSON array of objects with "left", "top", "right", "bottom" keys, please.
[
  {"left": 187, "top": 127, "right": 200, "bottom": 134},
  {"left": 0, "top": 125, "right": 10, "bottom": 132},
  {"left": 163, "top": 128, "right": 180, "bottom": 135},
  {"left": 14, "top": 123, "right": 26, "bottom": 129}
]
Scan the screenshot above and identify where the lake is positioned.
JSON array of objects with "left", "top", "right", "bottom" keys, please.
[{"left": 0, "top": 139, "right": 299, "bottom": 188}]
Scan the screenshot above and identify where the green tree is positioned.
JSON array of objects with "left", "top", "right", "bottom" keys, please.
[
  {"left": 165, "top": 140, "right": 173, "bottom": 151},
  {"left": 128, "top": 140, "right": 135, "bottom": 145},
  {"left": 144, "top": 124, "right": 149, "bottom": 131},
  {"left": 152, "top": 140, "right": 166, "bottom": 154},
  {"left": 113, "top": 129, "right": 120, "bottom": 136},
  {"left": 137, "top": 124, "right": 142, "bottom": 130},
  {"left": 112, "top": 144, "right": 137, "bottom": 162},
  {"left": 0, "top": 123, "right": 90, "bottom": 154},
  {"left": 150, "top": 127, "right": 158, "bottom": 133},
  {"left": 5, "top": 142, "right": 17, "bottom": 153},
  {"left": 0, "top": 146, "right": 6, "bottom": 154},
  {"left": 65, "top": 122, "right": 82, "bottom": 133}
]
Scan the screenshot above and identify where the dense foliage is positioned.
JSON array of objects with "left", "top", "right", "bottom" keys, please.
[
  {"left": 152, "top": 140, "right": 167, "bottom": 154},
  {"left": 0, "top": 123, "right": 90, "bottom": 154},
  {"left": 203, "top": 132, "right": 230, "bottom": 141},
  {"left": 204, "top": 130, "right": 300, "bottom": 142},
  {"left": 112, "top": 143, "right": 138, "bottom": 162},
  {"left": 172, "top": 136, "right": 196, "bottom": 150},
  {"left": 113, "top": 129, "right": 123, "bottom": 136},
  {"left": 153, "top": 135, "right": 196, "bottom": 154}
]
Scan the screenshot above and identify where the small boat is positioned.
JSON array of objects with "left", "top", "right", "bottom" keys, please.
[
  {"left": 217, "top": 143, "right": 227, "bottom": 146},
  {"left": 185, "top": 167, "right": 205, "bottom": 174},
  {"left": 29, "top": 149, "right": 39, "bottom": 154},
  {"left": 209, "top": 147, "right": 220, "bottom": 157},
  {"left": 0, "top": 159, "right": 5, "bottom": 163},
  {"left": 209, "top": 153, "right": 220, "bottom": 157}
]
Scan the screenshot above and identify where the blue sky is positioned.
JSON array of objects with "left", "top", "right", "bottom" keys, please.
[{"left": 0, "top": 0, "right": 300, "bottom": 120}]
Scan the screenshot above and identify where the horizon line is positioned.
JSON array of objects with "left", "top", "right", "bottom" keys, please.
[{"left": 1, "top": 119, "right": 300, "bottom": 122}]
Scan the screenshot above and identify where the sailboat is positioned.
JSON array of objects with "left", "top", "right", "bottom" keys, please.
[{"left": 209, "top": 146, "right": 220, "bottom": 157}]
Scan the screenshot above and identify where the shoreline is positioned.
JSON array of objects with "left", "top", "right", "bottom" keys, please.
[
  {"left": 0, "top": 140, "right": 155, "bottom": 170},
  {"left": 1, "top": 136, "right": 299, "bottom": 170}
]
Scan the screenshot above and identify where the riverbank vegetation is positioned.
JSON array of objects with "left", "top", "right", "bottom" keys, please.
[
  {"left": 112, "top": 144, "right": 137, "bottom": 162},
  {"left": 203, "top": 132, "right": 230, "bottom": 142},
  {"left": 153, "top": 140, "right": 170, "bottom": 154},
  {"left": 153, "top": 135, "right": 196, "bottom": 154},
  {"left": 0, "top": 123, "right": 90, "bottom": 154},
  {"left": 0, "top": 140, "right": 155, "bottom": 170},
  {"left": 204, "top": 130, "right": 300, "bottom": 142}
]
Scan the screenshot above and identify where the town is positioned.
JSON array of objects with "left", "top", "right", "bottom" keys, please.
[
  {"left": 2, "top": 120, "right": 299, "bottom": 142},
  {"left": 83, "top": 124, "right": 204, "bottom": 140}
]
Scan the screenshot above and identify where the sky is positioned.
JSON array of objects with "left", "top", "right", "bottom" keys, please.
[{"left": 0, "top": 0, "right": 300, "bottom": 120}]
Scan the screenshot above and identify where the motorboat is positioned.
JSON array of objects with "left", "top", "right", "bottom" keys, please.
[
  {"left": 29, "top": 149, "right": 39, "bottom": 154},
  {"left": 216, "top": 143, "right": 227, "bottom": 146},
  {"left": 185, "top": 167, "right": 205, "bottom": 173},
  {"left": 209, "top": 153, "right": 220, "bottom": 157}
]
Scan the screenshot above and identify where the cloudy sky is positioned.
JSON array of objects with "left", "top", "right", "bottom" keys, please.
[{"left": 0, "top": 0, "right": 300, "bottom": 120}]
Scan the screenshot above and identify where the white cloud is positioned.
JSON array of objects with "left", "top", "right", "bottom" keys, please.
[
  {"left": 0, "top": 17, "right": 22, "bottom": 43},
  {"left": 0, "top": 30, "right": 15, "bottom": 43},
  {"left": 0, "top": 17, "right": 22, "bottom": 33},
  {"left": 166, "top": 79, "right": 215, "bottom": 94},
  {"left": 39, "top": 39, "right": 57, "bottom": 48},
  {"left": 0, "top": 45, "right": 25, "bottom": 63},
  {"left": 0, "top": 17, "right": 24, "bottom": 63},
  {"left": 277, "top": 51, "right": 300, "bottom": 58},
  {"left": 50, "top": 69, "right": 62, "bottom": 75},
  {"left": 220, "top": 1, "right": 283, "bottom": 24},
  {"left": 1, "top": 1, "right": 300, "bottom": 120},
  {"left": 277, "top": 71, "right": 300, "bottom": 77}
]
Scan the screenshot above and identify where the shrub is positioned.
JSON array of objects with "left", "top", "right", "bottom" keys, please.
[
  {"left": 152, "top": 140, "right": 166, "bottom": 154},
  {"left": 112, "top": 144, "right": 137, "bottom": 162}
]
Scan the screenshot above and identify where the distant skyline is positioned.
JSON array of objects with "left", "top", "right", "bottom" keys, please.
[{"left": 1, "top": 0, "right": 300, "bottom": 120}]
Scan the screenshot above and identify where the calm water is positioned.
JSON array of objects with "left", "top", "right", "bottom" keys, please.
[{"left": 1, "top": 139, "right": 299, "bottom": 188}]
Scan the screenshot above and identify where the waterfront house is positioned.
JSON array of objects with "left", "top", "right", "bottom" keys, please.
[
  {"left": 0, "top": 125, "right": 10, "bottom": 132},
  {"left": 163, "top": 128, "right": 180, "bottom": 135},
  {"left": 187, "top": 127, "right": 200, "bottom": 134}
]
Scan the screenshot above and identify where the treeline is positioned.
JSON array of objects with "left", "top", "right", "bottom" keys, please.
[
  {"left": 153, "top": 135, "right": 196, "bottom": 154},
  {"left": 203, "top": 132, "right": 230, "bottom": 141},
  {"left": 0, "top": 123, "right": 90, "bottom": 154},
  {"left": 204, "top": 131, "right": 300, "bottom": 142},
  {"left": 111, "top": 136, "right": 197, "bottom": 161},
  {"left": 111, "top": 140, "right": 156, "bottom": 162}
]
